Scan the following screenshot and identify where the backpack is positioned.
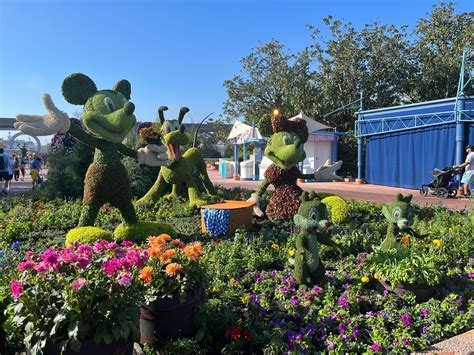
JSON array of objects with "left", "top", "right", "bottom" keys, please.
[{"left": 0, "top": 154, "right": 5, "bottom": 171}]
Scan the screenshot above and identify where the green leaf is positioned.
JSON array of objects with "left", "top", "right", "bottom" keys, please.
[{"left": 68, "top": 320, "right": 79, "bottom": 338}]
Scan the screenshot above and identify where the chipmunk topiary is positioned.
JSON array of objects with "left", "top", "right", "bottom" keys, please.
[
  {"left": 15, "top": 73, "right": 176, "bottom": 242},
  {"left": 380, "top": 193, "right": 423, "bottom": 251},
  {"left": 248, "top": 112, "right": 343, "bottom": 220},
  {"left": 293, "top": 192, "right": 343, "bottom": 286},
  {"left": 137, "top": 106, "right": 218, "bottom": 208}
]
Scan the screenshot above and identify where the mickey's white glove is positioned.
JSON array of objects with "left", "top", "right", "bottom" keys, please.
[
  {"left": 247, "top": 192, "right": 264, "bottom": 217},
  {"left": 137, "top": 144, "right": 171, "bottom": 167},
  {"left": 314, "top": 160, "right": 343, "bottom": 181},
  {"left": 15, "top": 94, "right": 71, "bottom": 136}
]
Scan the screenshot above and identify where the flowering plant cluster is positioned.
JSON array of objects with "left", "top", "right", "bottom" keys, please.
[
  {"left": 7, "top": 240, "right": 147, "bottom": 354},
  {"left": 139, "top": 234, "right": 207, "bottom": 304},
  {"left": 366, "top": 244, "right": 441, "bottom": 287},
  {"left": 50, "top": 131, "right": 77, "bottom": 155},
  {"left": 138, "top": 124, "right": 163, "bottom": 145}
]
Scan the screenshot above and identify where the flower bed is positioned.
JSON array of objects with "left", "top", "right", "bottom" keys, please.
[{"left": 0, "top": 191, "right": 473, "bottom": 354}]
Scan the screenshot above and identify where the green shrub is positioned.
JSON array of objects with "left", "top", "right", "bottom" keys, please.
[
  {"left": 113, "top": 221, "right": 177, "bottom": 243},
  {"left": 321, "top": 195, "right": 349, "bottom": 224},
  {"left": 65, "top": 226, "right": 113, "bottom": 246}
]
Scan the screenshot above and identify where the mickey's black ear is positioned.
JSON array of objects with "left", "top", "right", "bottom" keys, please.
[
  {"left": 61, "top": 73, "right": 97, "bottom": 105},
  {"left": 113, "top": 80, "right": 131, "bottom": 100}
]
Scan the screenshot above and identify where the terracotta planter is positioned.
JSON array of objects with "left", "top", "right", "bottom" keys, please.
[
  {"left": 378, "top": 279, "right": 436, "bottom": 302},
  {"left": 28, "top": 337, "right": 132, "bottom": 355},
  {"left": 140, "top": 289, "right": 203, "bottom": 345}
]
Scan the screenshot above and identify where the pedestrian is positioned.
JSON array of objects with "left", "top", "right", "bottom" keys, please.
[
  {"left": 12, "top": 153, "right": 20, "bottom": 181},
  {"left": 0, "top": 147, "right": 14, "bottom": 196},
  {"left": 30, "top": 154, "right": 42, "bottom": 190},
  {"left": 19, "top": 155, "right": 27, "bottom": 181},
  {"left": 454, "top": 144, "right": 474, "bottom": 198}
]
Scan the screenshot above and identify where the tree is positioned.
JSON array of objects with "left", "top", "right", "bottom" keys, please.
[
  {"left": 411, "top": 2, "right": 474, "bottom": 101},
  {"left": 223, "top": 39, "right": 320, "bottom": 130}
]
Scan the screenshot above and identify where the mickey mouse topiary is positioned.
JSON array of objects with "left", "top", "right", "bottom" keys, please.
[{"left": 15, "top": 73, "right": 175, "bottom": 241}]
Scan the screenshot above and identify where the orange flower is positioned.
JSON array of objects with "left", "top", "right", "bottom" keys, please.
[
  {"left": 183, "top": 242, "right": 204, "bottom": 261},
  {"left": 139, "top": 266, "right": 153, "bottom": 285},
  {"left": 148, "top": 246, "right": 164, "bottom": 259},
  {"left": 147, "top": 236, "right": 165, "bottom": 249},
  {"left": 401, "top": 235, "right": 410, "bottom": 246},
  {"left": 160, "top": 249, "right": 177, "bottom": 263},
  {"left": 158, "top": 234, "right": 172, "bottom": 242},
  {"left": 165, "top": 263, "right": 183, "bottom": 277},
  {"left": 171, "top": 239, "right": 186, "bottom": 248}
]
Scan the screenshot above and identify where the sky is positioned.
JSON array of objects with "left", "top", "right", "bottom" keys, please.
[{"left": 0, "top": 0, "right": 472, "bottom": 144}]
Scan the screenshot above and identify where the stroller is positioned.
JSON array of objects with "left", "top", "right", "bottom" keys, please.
[{"left": 420, "top": 166, "right": 462, "bottom": 199}]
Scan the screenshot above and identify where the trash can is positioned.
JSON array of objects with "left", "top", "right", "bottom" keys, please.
[
  {"left": 259, "top": 156, "right": 273, "bottom": 180},
  {"left": 221, "top": 161, "right": 234, "bottom": 178},
  {"left": 240, "top": 160, "right": 254, "bottom": 180}
]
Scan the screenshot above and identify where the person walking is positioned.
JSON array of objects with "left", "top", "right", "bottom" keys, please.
[
  {"left": 0, "top": 147, "right": 14, "bottom": 196},
  {"left": 19, "top": 155, "right": 27, "bottom": 181},
  {"left": 454, "top": 144, "right": 474, "bottom": 197},
  {"left": 30, "top": 154, "right": 41, "bottom": 190},
  {"left": 12, "top": 153, "right": 20, "bottom": 181}
]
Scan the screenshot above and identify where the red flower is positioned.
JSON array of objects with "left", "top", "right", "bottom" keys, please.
[
  {"left": 225, "top": 326, "right": 242, "bottom": 340},
  {"left": 214, "top": 238, "right": 221, "bottom": 245},
  {"left": 225, "top": 326, "right": 252, "bottom": 341}
]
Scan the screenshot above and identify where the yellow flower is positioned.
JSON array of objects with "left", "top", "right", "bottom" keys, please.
[
  {"left": 229, "top": 277, "right": 235, "bottom": 284},
  {"left": 211, "top": 286, "right": 219, "bottom": 293},
  {"left": 241, "top": 295, "right": 250, "bottom": 304},
  {"left": 374, "top": 273, "right": 380, "bottom": 280},
  {"left": 288, "top": 249, "right": 295, "bottom": 257},
  {"left": 363, "top": 239, "right": 368, "bottom": 244},
  {"left": 433, "top": 239, "right": 443, "bottom": 248},
  {"left": 271, "top": 243, "right": 280, "bottom": 250},
  {"left": 361, "top": 276, "right": 370, "bottom": 284},
  {"left": 401, "top": 235, "right": 410, "bottom": 246}
]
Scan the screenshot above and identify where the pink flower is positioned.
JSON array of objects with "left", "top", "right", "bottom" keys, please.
[
  {"left": 116, "top": 272, "right": 132, "bottom": 287},
  {"left": 121, "top": 241, "right": 133, "bottom": 247},
  {"left": 76, "top": 244, "right": 93, "bottom": 256},
  {"left": 41, "top": 250, "right": 59, "bottom": 267},
  {"left": 71, "top": 278, "right": 87, "bottom": 291},
  {"left": 102, "top": 259, "right": 121, "bottom": 276},
  {"left": 106, "top": 241, "right": 118, "bottom": 249},
  {"left": 77, "top": 257, "right": 91, "bottom": 269},
  {"left": 93, "top": 240, "right": 108, "bottom": 252},
  {"left": 34, "top": 262, "right": 48, "bottom": 272},
  {"left": 18, "top": 260, "right": 34, "bottom": 271},
  {"left": 25, "top": 251, "right": 33, "bottom": 260},
  {"left": 11, "top": 280, "right": 23, "bottom": 299},
  {"left": 126, "top": 249, "right": 148, "bottom": 267}
]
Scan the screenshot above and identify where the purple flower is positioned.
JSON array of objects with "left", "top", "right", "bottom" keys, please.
[
  {"left": 400, "top": 314, "right": 412, "bottom": 327},
  {"left": 290, "top": 296, "right": 299, "bottom": 305},
  {"left": 420, "top": 307, "right": 429, "bottom": 317},
  {"left": 326, "top": 340, "right": 335, "bottom": 350},
  {"left": 467, "top": 272, "right": 474, "bottom": 278},
  {"left": 352, "top": 327, "right": 359, "bottom": 340},
  {"left": 370, "top": 343, "right": 382, "bottom": 351},
  {"left": 338, "top": 295, "right": 349, "bottom": 308},
  {"left": 339, "top": 324, "right": 347, "bottom": 334},
  {"left": 41, "top": 250, "right": 59, "bottom": 268},
  {"left": 402, "top": 337, "right": 410, "bottom": 345},
  {"left": 383, "top": 290, "right": 389, "bottom": 296}
]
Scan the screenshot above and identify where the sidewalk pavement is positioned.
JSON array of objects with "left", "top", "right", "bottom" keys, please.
[
  {"left": 207, "top": 169, "right": 473, "bottom": 211},
  {"left": 2, "top": 168, "right": 472, "bottom": 211}
]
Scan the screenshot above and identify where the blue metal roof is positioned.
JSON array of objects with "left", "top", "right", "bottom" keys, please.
[{"left": 355, "top": 96, "right": 474, "bottom": 137}]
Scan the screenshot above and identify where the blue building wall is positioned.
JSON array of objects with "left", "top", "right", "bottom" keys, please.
[{"left": 357, "top": 97, "right": 474, "bottom": 189}]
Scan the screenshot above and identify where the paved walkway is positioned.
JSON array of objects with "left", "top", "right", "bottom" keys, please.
[
  {"left": 0, "top": 170, "right": 43, "bottom": 198},
  {"left": 207, "top": 169, "right": 473, "bottom": 211}
]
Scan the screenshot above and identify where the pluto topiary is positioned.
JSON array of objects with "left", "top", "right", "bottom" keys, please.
[
  {"left": 321, "top": 195, "right": 349, "bottom": 224},
  {"left": 137, "top": 106, "right": 219, "bottom": 208},
  {"left": 114, "top": 221, "right": 177, "bottom": 243},
  {"left": 15, "top": 73, "right": 176, "bottom": 241},
  {"left": 65, "top": 226, "right": 113, "bottom": 246}
]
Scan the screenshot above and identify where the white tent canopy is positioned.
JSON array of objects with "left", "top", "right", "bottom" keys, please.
[
  {"left": 227, "top": 121, "right": 263, "bottom": 144},
  {"left": 289, "top": 112, "right": 332, "bottom": 133}
]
